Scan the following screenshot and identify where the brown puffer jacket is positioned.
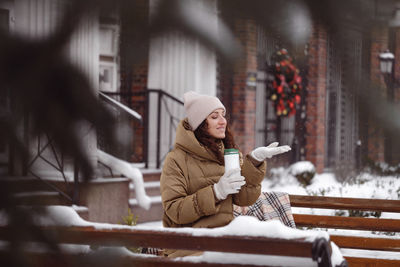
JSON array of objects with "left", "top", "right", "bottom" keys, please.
[{"left": 160, "top": 119, "right": 266, "bottom": 257}]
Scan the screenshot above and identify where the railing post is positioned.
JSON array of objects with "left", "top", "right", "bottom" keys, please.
[
  {"left": 144, "top": 90, "right": 149, "bottom": 168},
  {"left": 156, "top": 90, "right": 162, "bottom": 169},
  {"left": 22, "top": 107, "right": 29, "bottom": 176},
  {"left": 73, "top": 160, "right": 79, "bottom": 204}
]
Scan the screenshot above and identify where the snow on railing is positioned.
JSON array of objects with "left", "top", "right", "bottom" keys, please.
[{"left": 97, "top": 150, "right": 151, "bottom": 210}]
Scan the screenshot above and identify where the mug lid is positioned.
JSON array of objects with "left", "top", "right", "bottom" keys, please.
[{"left": 224, "top": 148, "right": 239, "bottom": 155}]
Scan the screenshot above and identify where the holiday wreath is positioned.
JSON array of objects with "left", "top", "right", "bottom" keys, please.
[{"left": 269, "top": 48, "right": 302, "bottom": 116}]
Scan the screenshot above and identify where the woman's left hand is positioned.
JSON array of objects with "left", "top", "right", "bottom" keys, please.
[{"left": 250, "top": 142, "right": 291, "bottom": 161}]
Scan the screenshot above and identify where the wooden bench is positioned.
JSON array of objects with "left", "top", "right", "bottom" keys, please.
[
  {"left": 3, "top": 194, "right": 397, "bottom": 266},
  {"left": 289, "top": 194, "right": 400, "bottom": 267},
  {"left": 0, "top": 223, "right": 340, "bottom": 267}
]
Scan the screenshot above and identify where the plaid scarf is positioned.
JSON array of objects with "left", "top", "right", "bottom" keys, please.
[{"left": 233, "top": 191, "right": 296, "bottom": 228}]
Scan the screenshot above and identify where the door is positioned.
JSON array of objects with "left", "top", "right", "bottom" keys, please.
[{"left": 325, "top": 29, "right": 362, "bottom": 173}]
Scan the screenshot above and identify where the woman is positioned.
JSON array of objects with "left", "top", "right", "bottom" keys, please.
[{"left": 160, "top": 91, "right": 291, "bottom": 257}]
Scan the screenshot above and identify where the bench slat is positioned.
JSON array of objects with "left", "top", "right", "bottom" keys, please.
[
  {"left": 344, "top": 256, "right": 400, "bottom": 267},
  {"left": 330, "top": 234, "right": 400, "bottom": 252},
  {"left": 0, "top": 250, "right": 261, "bottom": 267},
  {"left": 289, "top": 195, "right": 400, "bottom": 213},
  {"left": 0, "top": 225, "right": 316, "bottom": 258},
  {"left": 293, "top": 214, "right": 400, "bottom": 232}
]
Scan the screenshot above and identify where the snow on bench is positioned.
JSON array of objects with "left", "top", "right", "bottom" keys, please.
[{"left": 0, "top": 206, "right": 345, "bottom": 267}]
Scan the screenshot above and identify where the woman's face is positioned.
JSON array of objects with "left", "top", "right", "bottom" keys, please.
[{"left": 206, "top": 108, "right": 227, "bottom": 139}]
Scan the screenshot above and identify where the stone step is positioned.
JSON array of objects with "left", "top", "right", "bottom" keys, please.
[
  {"left": 0, "top": 176, "right": 70, "bottom": 194},
  {"left": 130, "top": 181, "right": 160, "bottom": 198},
  {"left": 11, "top": 191, "right": 72, "bottom": 206},
  {"left": 129, "top": 196, "right": 163, "bottom": 223},
  {"left": 141, "top": 170, "right": 161, "bottom": 182}
]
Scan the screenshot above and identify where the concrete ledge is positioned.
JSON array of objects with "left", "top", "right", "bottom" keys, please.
[{"left": 79, "top": 178, "right": 130, "bottom": 224}]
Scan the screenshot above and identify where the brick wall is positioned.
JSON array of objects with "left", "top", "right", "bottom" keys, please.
[
  {"left": 226, "top": 19, "right": 258, "bottom": 154},
  {"left": 304, "top": 23, "right": 327, "bottom": 173}
]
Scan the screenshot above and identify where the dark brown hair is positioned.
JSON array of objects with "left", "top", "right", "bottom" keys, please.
[{"left": 194, "top": 119, "right": 237, "bottom": 163}]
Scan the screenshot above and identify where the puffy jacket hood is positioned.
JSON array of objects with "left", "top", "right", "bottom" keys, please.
[{"left": 174, "top": 119, "right": 221, "bottom": 164}]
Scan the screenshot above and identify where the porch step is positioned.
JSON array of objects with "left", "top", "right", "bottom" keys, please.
[
  {"left": 128, "top": 169, "right": 162, "bottom": 223},
  {"left": 1, "top": 176, "right": 72, "bottom": 206},
  {"left": 141, "top": 170, "right": 161, "bottom": 182},
  {"left": 0, "top": 176, "right": 70, "bottom": 194},
  {"left": 130, "top": 181, "right": 160, "bottom": 198},
  {"left": 11, "top": 191, "right": 71, "bottom": 206},
  {"left": 129, "top": 196, "right": 163, "bottom": 223}
]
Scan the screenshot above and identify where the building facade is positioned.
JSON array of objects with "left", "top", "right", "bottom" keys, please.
[{"left": 121, "top": 0, "right": 400, "bottom": 175}]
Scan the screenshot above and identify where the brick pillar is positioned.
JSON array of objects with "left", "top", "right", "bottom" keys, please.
[
  {"left": 120, "top": 0, "right": 149, "bottom": 162},
  {"left": 129, "top": 62, "right": 148, "bottom": 162},
  {"left": 229, "top": 19, "right": 258, "bottom": 154},
  {"left": 305, "top": 23, "right": 327, "bottom": 173},
  {"left": 368, "top": 25, "right": 388, "bottom": 163}
]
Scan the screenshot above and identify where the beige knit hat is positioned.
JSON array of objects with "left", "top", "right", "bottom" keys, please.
[{"left": 183, "top": 91, "right": 225, "bottom": 130}]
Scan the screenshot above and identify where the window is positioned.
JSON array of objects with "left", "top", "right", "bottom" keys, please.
[{"left": 99, "top": 24, "right": 119, "bottom": 92}]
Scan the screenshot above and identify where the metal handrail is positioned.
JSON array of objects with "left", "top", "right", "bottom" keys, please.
[
  {"left": 98, "top": 89, "right": 184, "bottom": 168},
  {"left": 25, "top": 134, "right": 74, "bottom": 204},
  {"left": 99, "top": 91, "right": 142, "bottom": 122},
  {"left": 147, "top": 89, "right": 184, "bottom": 105},
  {"left": 146, "top": 89, "right": 183, "bottom": 168},
  {"left": 11, "top": 92, "right": 145, "bottom": 206}
]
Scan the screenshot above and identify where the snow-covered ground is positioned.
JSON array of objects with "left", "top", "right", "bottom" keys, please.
[{"left": 262, "top": 162, "right": 400, "bottom": 220}]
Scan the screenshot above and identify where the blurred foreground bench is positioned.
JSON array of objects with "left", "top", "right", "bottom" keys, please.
[
  {"left": 290, "top": 194, "right": 400, "bottom": 267},
  {"left": 0, "top": 221, "right": 341, "bottom": 267}
]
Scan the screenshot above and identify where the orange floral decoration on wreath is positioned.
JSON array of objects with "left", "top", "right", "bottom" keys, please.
[{"left": 269, "top": 48, "right": 302, "bottom": 116}]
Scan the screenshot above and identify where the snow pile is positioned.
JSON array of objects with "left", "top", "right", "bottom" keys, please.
[
  {"left": 289, "top": 161, "right": 315, "bottom": 176},
  {"left": 97, "top": 149, "right": 151, "bottom": 210}
]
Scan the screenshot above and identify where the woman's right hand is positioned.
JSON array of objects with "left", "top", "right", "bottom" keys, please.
[{"left": 213, "top": 168, "right": 245, "bottom": 200}]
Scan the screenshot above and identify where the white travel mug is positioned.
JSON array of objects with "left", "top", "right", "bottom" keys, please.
[{"left": 224, "top": 148, "right": 240, "bottom": 172}]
